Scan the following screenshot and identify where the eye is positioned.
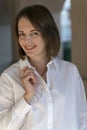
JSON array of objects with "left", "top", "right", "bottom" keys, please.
[
  {"left": 30, "top": 31, "right": 40, "bottom": 37},
  {"left": 18, "top": 32, "right": 25, "bottom": 38}
]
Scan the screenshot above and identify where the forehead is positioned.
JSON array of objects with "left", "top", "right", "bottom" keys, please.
[{"left": 18, "top": 17, "right": 35, "bottom": 30}]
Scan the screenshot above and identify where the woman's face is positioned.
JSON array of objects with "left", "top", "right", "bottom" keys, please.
[{"left": 18, "top": 17, "right": 47, "bottom": 59}]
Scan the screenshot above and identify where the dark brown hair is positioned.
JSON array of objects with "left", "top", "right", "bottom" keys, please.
[{"left": 15, "top": 5, "right": 60, "bottom": 59}]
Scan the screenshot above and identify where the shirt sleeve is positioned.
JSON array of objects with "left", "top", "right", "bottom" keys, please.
[
  {"left": 75, "top": 66, "right": 87, "bottom": 130},
  {"left": 0, "top": 73, "right": 32, "bottom": 130}
]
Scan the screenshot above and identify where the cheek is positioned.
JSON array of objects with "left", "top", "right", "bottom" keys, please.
[
  {"left": 38, "top": 38, "right": 46, "bottom": 47},
  {"left": 37, "top": 41, "right": 45, "bottom": 50}
]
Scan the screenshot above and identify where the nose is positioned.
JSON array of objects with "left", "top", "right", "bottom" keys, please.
[{"left": 25, "top": 35, "right": 32, "bottom": 43}]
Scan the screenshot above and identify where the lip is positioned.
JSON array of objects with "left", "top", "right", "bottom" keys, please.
[{"left": 25, "top": 45, "right": 36, "bottom": 52}]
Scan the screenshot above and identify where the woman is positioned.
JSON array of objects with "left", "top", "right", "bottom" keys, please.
[{"left": 0, "top": 5, "right": 87, "bottom": 130}]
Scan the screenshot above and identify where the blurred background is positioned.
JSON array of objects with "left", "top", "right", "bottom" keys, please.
[{"left": 0, "top": 0, "right": 87, "bottom": 95}]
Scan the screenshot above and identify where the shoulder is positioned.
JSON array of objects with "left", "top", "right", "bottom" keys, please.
[
  {"left": 1, "top": 61, "right": 20, "bottom": 78},
  {"left": 53, "top": 57, "right": 82, "bottom": 83},
  {"left": 53, "top": 57, "right": 79, "bottom": 73}
]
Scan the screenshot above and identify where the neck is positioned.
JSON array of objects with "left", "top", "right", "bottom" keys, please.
[
  {"left": 29, "top": 56, "right": 49, "bottom": 69},
  {"left": 28, "top": 55, "right": 50, "bottom": 77}
]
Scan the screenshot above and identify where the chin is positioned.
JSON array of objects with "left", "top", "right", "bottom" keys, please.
[{"left": 27, "top": 53, "right": 35, "bottom": 58}]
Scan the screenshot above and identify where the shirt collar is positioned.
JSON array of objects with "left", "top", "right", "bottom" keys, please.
[
  {"left": 19, "top": 56, "right": 35, "bottom": 69},
  {"left": 19, "top": 56, "right": 61, "bottom": 76},
  {"left": 47, "top": 56, "right": 59, "bottom": 68},
  {"left": 49, "top": 56, "right": 62, "bottom": 77}
]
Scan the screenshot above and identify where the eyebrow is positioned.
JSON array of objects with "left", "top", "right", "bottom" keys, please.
[
  {"left": 18, "top": 31, "right": 24, "bottom": 33},
  {"left": 18, "top": 29, "right": 39, "bottom": 33}
]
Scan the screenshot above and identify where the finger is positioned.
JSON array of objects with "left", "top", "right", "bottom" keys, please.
[
  {"left": 21, "top": 66, "right": 29, "bottom": 72},
  {"left": 20, "top": 66, "right": 28, "bottom": 77},
  {"left": 23, "top": 68, "right": 34, "bottom": 77},
  {"left": 27, "top": 73, "right": 36, "bottom": 84},
  {"left": 22, "top": 72, "right": 36, "bottom": 85},
  {"left": 20, "top": 66, "right": 34, "bottom": 78}
]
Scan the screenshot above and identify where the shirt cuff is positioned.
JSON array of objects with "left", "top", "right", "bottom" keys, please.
[{"left": 12, "top": 97, "right": 32, "bottom": 117}]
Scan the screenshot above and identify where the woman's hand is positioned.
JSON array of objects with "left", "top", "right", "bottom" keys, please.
[{"left": 20, "top": 66, "right": 37, "bottom": 104}]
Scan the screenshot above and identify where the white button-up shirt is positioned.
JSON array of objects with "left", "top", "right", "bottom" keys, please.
[{"left": 0, "top": 57, "right": 87, "bottom": 130}]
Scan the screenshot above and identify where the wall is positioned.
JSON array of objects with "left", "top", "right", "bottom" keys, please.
[
  {"left": 0, "top": 0, "right": 13, "bottom": 73},
  {"left": 0, "top": 25, "right": 12, "bottom": 73},
  {"left": 14, "top": 0, "right": 65, "bottom": 13},
  {"left": 71, "top": 0, "right": 87, "bottom": 95}
]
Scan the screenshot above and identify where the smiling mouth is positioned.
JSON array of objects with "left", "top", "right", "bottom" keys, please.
[{"left": 25, "top": 45, "right": 36, "bottom": 51}]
